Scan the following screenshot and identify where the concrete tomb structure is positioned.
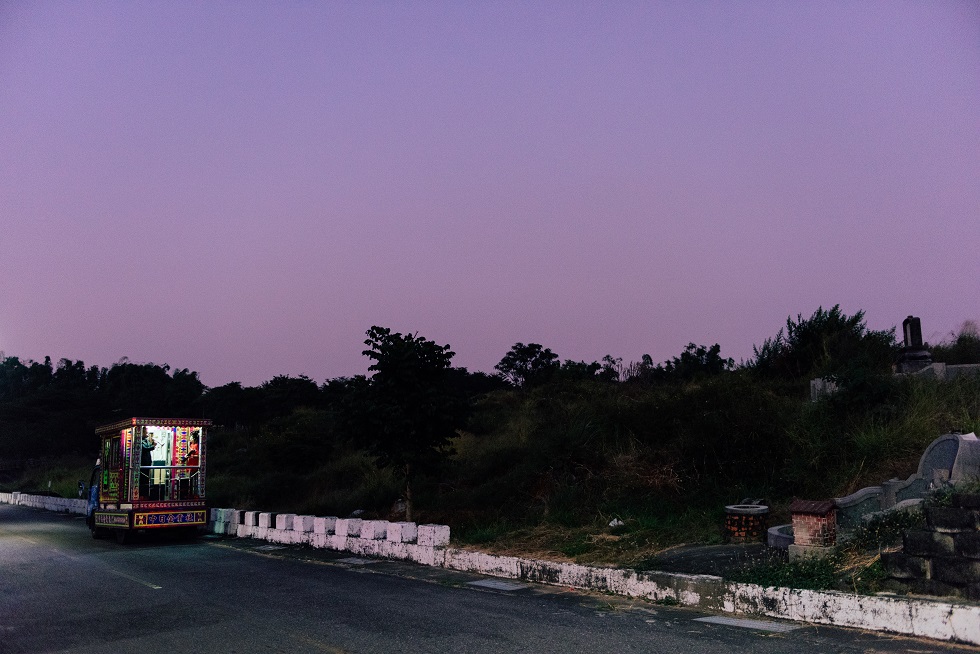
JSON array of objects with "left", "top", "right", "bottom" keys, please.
[
  {"left": 896, "top": 316, "right": 932, "bottom": 374},
  {"left": 895, "top": 316, "right": 980, "bottom": 380},
  {"left": 769, "top": 432, "right": 980, "bottom": 549}
]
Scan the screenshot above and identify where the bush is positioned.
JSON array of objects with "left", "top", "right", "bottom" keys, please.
[{"left": 727, "top": 553, "right": 842, "bottom": 591}]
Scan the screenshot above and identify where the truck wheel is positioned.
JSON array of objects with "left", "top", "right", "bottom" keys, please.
[
  {"left": 115, "top": 530, "right": 131, "bottom": 545},
  {"left": 91, "top": 526, "right": 108, "bottom": 540}
]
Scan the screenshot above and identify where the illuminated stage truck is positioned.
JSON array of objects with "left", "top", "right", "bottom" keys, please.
[{"left": 86, "top": 417, "right": 212, "bottom": 543}]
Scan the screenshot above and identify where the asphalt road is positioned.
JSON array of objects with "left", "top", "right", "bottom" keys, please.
[{"left": 0, "top": 505, "right": 973, "bottom": 654}]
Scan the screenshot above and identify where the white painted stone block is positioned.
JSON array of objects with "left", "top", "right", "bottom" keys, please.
[
  {"left": 274, "top": 513, "right": 295, "bottom": 530},
  {"left": 360, "top": 520, "right": 389, "bottom": 540},
  {"left": 335, "top": 518, "right": 362, "bottom": 537},
  {"left": 258, "top": 512, "right": 275, "bottom": 529},
  {"left": 313, "top": 516, "right": 337, "bottom": 535},
  {"left": 386, "top": 522, "right": 418, "bottom": 543},
  {"left": 293, "top": 515, "right": 314, "bottom": 533},
  {"left": 210, "top": 508, "right": 220, "bottom": 522},
  {"left": 418, "top": 524, "right": 450, "bottom": 547},
  {"left": 244, "top": 511, "right": 259, "bottom": 526},
  {"left": 413, "top": 544, "right": 447, "bottom": 567}
]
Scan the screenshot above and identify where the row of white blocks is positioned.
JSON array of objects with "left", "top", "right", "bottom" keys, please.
[
  {"left": 209, "top": 509, "right": 451, "bottom": 566},
  {"left": 0, "top": 491, "right": 87, "bottom": 515}
]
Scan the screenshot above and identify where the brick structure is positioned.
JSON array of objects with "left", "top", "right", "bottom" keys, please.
[
  {"left": 723, "top": 504, "right": 768, "bottom": 543},
  {"left": 790, "top": 499, "right": 837, "bottom": 547}
]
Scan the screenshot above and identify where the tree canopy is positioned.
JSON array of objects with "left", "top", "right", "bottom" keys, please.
[
  {"left": 344, "top": 326, "right": 467, "bottom": 519},
  {"left": 750, "top": 305, "right": 896, "bottom": 382},
  {"left": 494, "top": 342, "right": 560, "bottom": 387}
]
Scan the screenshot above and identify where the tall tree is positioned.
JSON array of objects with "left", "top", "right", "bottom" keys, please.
[{"left": 350, "top": 326, "right": 465, "bottom": 520}]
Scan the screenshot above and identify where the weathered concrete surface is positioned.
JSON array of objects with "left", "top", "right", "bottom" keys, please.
[{"left": 0, "top": 491, "right": 86, "bottom": 514}]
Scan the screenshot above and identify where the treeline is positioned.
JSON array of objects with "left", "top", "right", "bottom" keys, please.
[
  {"left": 3, "top": 308, "right": 980, "bottom": 539},
  {"left": 0, "top": 354, "right": 501, "bottom": 460},
  {"left": 0, "top": 358, "right": 204, "bottom": 459}
]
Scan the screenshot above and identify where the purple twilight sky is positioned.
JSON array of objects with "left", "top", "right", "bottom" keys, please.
[{"left": 1, "top": 2, "right": 978, "bottom": 388}]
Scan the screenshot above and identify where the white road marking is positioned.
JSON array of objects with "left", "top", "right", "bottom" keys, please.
[
  {"left": 467, "top": 580, "right": 527, "bottom": 591},
  {"left": 694, "top": 616, "right": 799, "bottom": 632},
  {"left": 106, "top": 568, "right": 162, "bottom": 590}
]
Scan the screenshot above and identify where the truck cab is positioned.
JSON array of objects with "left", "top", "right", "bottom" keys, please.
[{"left": 87, "top": 417, "right": 211, "bottom": 543}]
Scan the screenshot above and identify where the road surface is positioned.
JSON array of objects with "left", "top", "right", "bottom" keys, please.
[{"left": 0, "top": 505, "right": 971, "bottom": 653}]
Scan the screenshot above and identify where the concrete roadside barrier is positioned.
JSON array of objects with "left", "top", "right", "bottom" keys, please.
[{"left": 0, "top": 491, "right": 86, "bottom": 515}]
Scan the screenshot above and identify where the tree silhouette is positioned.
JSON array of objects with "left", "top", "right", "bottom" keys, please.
[
  {"left": 347, "top": 326, "right": 465, "bottom": 520},
  {"left": 494, "top": 343, "right": 559, "bottom": 387},
  {"left": 751, "top": 305, "right": 896, "bottom": 382}
]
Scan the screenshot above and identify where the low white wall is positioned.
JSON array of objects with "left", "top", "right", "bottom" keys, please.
[
  {"left": 0, "top": 491, "right": 87, "bottom": 514},
  {"left": 6, "top": 493, "right": 979, "bottom": 646}
]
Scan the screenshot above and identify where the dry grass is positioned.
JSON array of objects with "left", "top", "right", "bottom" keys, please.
[{"left": 455, "top": 520, "right": 708, "bottom": 568}]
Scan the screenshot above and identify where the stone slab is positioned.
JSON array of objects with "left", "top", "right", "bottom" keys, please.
[
  {"left": 335, "top": 518, "right": 362, "bottom": 538},
  {"left": 933, "top": 559, "right": 980, "bottom": 585},
  {"left": 313, "top": 516, "right": 337, "bottom": 535},
  {"left": 694, "top": 616, "right": 800, "bottom": 633},
  {"left": 387, "top": 522, "right": 418, "bottom": 543},
  {"left": 956, "top": 532, "right": 980, "bottom": 559},
  {"left": 881, "top": 552, "right": 930, "bottom": 580},
  {"left": 360, "top": 520, "right": 389, "bottom": 540},
  {"left": 904, "top": 529, "right": 955, "bottom": 558},
  {"left": 418, "top": 524, "right": 450, "bottom": 547},
  {"left": 926, "top": 507, "right": 980, "bottom": 533}
]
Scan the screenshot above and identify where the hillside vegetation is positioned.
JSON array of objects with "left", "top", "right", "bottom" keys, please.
[{"left": 3, "top": 308, "right": 979, "bottom": 565}]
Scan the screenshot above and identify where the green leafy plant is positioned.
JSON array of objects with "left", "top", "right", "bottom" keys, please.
[{"left": 727, "top": 553, "right": 842, "bottom": 591}]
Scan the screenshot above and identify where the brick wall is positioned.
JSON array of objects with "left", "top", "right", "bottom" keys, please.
[
  {"left": 724, "top": 512, "right": 767, "bottom": 543},
  {"left": 792, "top": 512, "right": 837, "bottom": 547},
  {"left": 790, "top": 499, "right": 837, "bottom": 547}
]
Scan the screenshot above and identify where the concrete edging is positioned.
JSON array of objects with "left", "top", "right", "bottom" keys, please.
[
  {"left": 0, "top": 491, "right": 87, "bottom": 514},
  {"left": 4, "top": 494, "right": 979, "bottom": 646}
]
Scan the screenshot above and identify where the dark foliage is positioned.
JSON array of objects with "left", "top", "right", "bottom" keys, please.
[
  {"left": 750, "top": 305, "right": 896, "bottom": 384},
  {"left": 0, "top": 356, "right": 205, "bottom": 459},
  {"left": 930, "top": 321, "right": 980, "bottom": 365},
  {"left": 494, "top": 342, "right": 560, "bottom": 387}
]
